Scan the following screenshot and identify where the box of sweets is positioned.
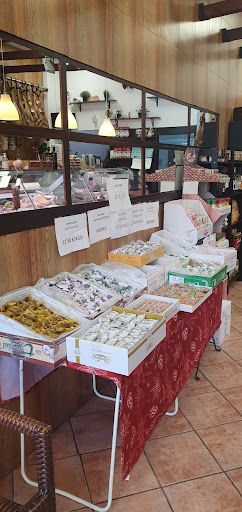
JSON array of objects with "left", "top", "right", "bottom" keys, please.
[
  {"left": 66, "top": 306, "right": 166, "bottom": 376},
  {"left": 108, "top": 240, "right": 164, "bottom": 267},
  {"left": 128, "top": 294, "right": 180, "bottom": 322}
]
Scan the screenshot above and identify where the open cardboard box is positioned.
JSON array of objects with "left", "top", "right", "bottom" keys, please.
[
  {"left": 128, "top": 294, "right": 180, "bottom": 322},
  {"left": 108, "top": 245, "right": 164, "bottom": 267},
  {"left": 66, "top": 306, "right": 166, "bottom": 375},
  {"left": 0, "top": 287, "right": 90, "bottom": 366}
]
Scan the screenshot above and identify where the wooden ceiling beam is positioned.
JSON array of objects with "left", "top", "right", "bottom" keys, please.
[
  {"left": 4, "top": 63, "right": 78, "bottom": 73},
  {"left": 222, "top": 27, "right": 242, "bottom": 42},
  {"left": 3, "top": 50, "right": 44, "bottom": 60},
  {"left": 199, "top": 1, "right": 242, "bottom": 21}
]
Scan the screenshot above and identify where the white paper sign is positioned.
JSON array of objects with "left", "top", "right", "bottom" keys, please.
[
  {"left": 131, "top": 158, "right": 152, "bottom": 170},
  {"left": 146, "top": 202, "right": 159, "bottom": 229},
  {"left": 54, "top": 214, "right": 90, "bottom": 256},
  {"left": 88, "top": 206, "right": 111, "bottom": 245},
  {"left": 107, "top": 179, "right": 131, "bottom": 212},
  {"left": 130, "top": 203, "right": 146, "bottom": 234},
  {"left": 110, "top": 208, "right": 132, "bottom": 239},
  {"left": 0, "top": 175, "right": 10, "bottom": 188}
]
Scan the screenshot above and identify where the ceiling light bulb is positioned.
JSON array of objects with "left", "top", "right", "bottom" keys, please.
[
  {"left": 55, "top": 108, "right": 78, "bottom": 129},
  {"left": 98, "top": 118, "right": 116, "bottom": 136},
  {"left": 0, "top": 94, "right": 20, "bottom": 121}
]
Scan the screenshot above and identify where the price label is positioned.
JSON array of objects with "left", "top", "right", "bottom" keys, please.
[
  {"left": 107, "top": 179, "right": 131, "bottom": 212},
  {"left": 54, "top": 214, "right": 89, "bottom": 256},
  {"left": 110, "top": 208, "right": 132, "bottom": 239},
  {"left": 88, "top": 207, "right": 111, "bottom": 245},
  {"left": 130, "top": 203, "right": 146, "bottom": 234},
  {"left": 146, "top": 202, "right": 159, "bottom": 229}
]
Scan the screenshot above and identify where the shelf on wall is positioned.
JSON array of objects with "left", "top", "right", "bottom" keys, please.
[
  {"left": 69, "top": 99, "right": 117, "bottom": 111},
  {"left": 218, "top": 161, "right": 242, "bottom": 166}
]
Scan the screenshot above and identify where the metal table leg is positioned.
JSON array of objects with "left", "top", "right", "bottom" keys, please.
[
  {"left": 19, "top": 360, "right": 121, "bottom": 512},
  {"left": 165, "top": 397, "right": 178, "bottom": 416}
]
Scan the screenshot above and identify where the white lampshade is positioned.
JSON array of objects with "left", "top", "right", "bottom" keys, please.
[
  {"left": 55, "top": 108, "right": 78, "bottom": 129},
  {"left": 0, "top": 94, "right": 19, "bottom": 121},
  {"left": 98, "top": 118, "right": 116, "bottom": 136}
]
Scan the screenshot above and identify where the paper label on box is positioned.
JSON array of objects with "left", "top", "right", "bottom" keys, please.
[
  {"left": 107, "top": 179, "right": 131, "bottom": 212},
  {"left": 169, "top": 275, "right": 184, "bottom": 284},
  {"left": 130, "top": 203, "right": 146, "bottom": 233},
  {"left": 88, "top": 206, "right": 111, "bottom": 245},
  {"left": 147, "top": 270, "right": 164, "bottom": 293},
  {"left": 54, "top": 214, "right": 90, "bottom": 256},
  {"left": 110, "top": 208, "right": 132, "bottom": 239},
  {"left": 146, "top": 202, "right": 159, "bottom": 229}
]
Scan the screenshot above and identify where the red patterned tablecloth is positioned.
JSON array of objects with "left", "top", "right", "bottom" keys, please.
[{"left": 67, "top": 283, "right": 222, "bottom": 480}]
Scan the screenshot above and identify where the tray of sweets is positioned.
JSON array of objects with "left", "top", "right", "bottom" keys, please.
[
  {"left": 0, "top": 287, "right": 90, "bottom": 365},
  {"left": 108, "top": 240, "right": 164, "bottom": 267},
  {"left": 154, "top": 283, "right": 212, "bottom": 313},
  {"left": 35, "top": 272, "right": 121, "bottom": 319},
  {"left": 66, "top": 306, "right": 166, "bottom": 375},
  {"left": 128, "top": 294, "right": 180, "bottom": 322},
  {"left": 72, "top": 263, "right": 140, "bottom": 304}
]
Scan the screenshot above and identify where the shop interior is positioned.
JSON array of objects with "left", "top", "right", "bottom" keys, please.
[{"left": 0, "top": 4, "right": 242, "bottom": 511}]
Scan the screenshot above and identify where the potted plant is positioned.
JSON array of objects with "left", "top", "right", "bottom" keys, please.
[
  {"left": 136, "top": 108, "right": 149, "bottom": 118},
  {"left": 80, "top": 90, "right": 90, "bottom": 102},
  {"left": 116, "top": 109, "right": 123, "bottom": 119},
  {"left": 103, "top": 90, "right": 110, "bottom": 100}
]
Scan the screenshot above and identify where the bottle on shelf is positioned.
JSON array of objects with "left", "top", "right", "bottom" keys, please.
[
  {"left": 2, "top": 153, "right": 9, "bottom": 170},
  {"left": 52, "top": 147, "right": 57, "bottom": 170}
]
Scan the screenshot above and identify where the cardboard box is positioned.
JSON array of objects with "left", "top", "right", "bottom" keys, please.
[
  {"left": 0, "top": 287, "right": 90, "bottom": 366},
  {"left": 108, "top": 246, "right": 164, "bottom": 267},
  {"left": 66, "top": 306, "right": 166, "bottom": 376},
  {"left": 168, "top": 265, "right": 227, "bottom": 289},
  {"left": 128, "top": 294, "right": 180, "bottom": 322},
  {"left": 164, "top": 200, "right": 213, "bottom": 244},
  {"left": 154, "top": 286, "right": 213, "bottom": 313},
  {"left": 191, "top": 248, "right": 237, "bottom": 274},
  {"left": 138, "top": 265, "right": 165, "bottom": 293},
  {"left": 213, "top": 300, "right": 231, "bottom": 346}
]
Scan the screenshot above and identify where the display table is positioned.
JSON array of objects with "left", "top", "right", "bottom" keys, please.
[
  {"left": 2, "top": 283, "right": 222, "bottom": 511},
  {"left": 67, "top": 282, "right": 222, "bottom": 480}
]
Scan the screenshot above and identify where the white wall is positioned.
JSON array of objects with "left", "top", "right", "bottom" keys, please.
[{"left": 44, "top": 70, "right": 190, "bottom": 131}]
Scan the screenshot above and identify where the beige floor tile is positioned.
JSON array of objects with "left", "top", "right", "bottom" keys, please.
[
  {"left": 145, "top": 431, "right": 220, "bottom": 486},
  {"left": 179, "top": 391, "right": 241, "bottom": 429},
  {"left": 231, "top": 323, "right": 242, "bottom": 333},
  {"left": 201, "top": 362, "right": 242, "bottom": 390},
  {"left": 26, "top": 420, "right": 77, "bottom": 466},
  {"left": 164, "top": 473, "right": 242, "bottom": 512},
  {"left": 82, "top": 447, "right": 159, "bottom": 504},
  {"left": 200, "top": 344, "right": 233, "bottom": 366},
  {"left": 220, "top": 386, "right": 242, "bottom": 414},
  {"left": 222, "top": 339, "right": 242, "bottom": 360},
  {"left": 224, "top": 327, "right": 242, "bottom": 342},
  {"left": 82, "top": 489, "right": 171, "bottom": 512},
  {"left": 14, "top": 455, "right": 89, "bottom": 511},
  {"left": 150, "top": 410, "right": 192, "bottom": 439},
  {"left": 179, "top": 369, "right": 215, "bottom": 397},
  {"left": 226, "top": 468, "right": 242, "bottom": 494},
  {"left": 71, "top": 411, "right": 121, "bottom": 454},
  {"left": 73, "top": 395, "right": 114, "bottom": 417},
  {"left": 199, "top": 421, "right": 242, "bottom": 471}
]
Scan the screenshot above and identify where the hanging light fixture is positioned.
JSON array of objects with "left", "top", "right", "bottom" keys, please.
[
  {"left": 54, "top": 108, "right": 78, "bottom": 129},
  {"left": 98, "top": 78, "right": 115, "bottom": 136},
  {"left": 0, "top": 39, "right": 19, "bottom": 121}
]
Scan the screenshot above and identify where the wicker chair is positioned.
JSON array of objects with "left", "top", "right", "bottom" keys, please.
[{"left": 0, "top": 409, "right": 56, "bottom": 512}]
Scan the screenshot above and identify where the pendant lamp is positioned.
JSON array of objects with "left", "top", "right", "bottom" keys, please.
[
  {"left": 0, "top": 39, "right": 19, "bottom": 121},
  {"left": 54, "top": 108, "right": 78, "bottom": 129},
  {"left": 98, "top": 78, "right": 115, "bottom": 136}
]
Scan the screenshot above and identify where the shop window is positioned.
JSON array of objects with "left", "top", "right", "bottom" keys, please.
[{"left": 0, "top": 135, "right": 64, "bottom": 213}]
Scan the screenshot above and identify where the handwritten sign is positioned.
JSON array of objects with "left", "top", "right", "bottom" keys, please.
[
  {"left": 130, "top": 203, "right": 146, "bottom": 233},
  {"left": 110, "top": 208, "right": 132, "bottom": 239},
  {"left": 146, "top": 202, "right": 159, "bottom": 229},
  {"left": 107, "top": 179, "right": 131, "bottom": 212},
  {"left": 54, "top": 214, "right": 90, "bottom": 256},
  {"left": 88, "top": 206, "right": 111, "bottom": 245}
]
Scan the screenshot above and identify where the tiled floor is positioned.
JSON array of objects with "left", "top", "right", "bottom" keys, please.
[{"left": 1, "top": 283, "right": 242, "bottom": 511}]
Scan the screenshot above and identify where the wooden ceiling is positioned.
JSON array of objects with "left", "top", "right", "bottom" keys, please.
[{"left": 199, "top": 1, "right": 242, "bottom": 58}]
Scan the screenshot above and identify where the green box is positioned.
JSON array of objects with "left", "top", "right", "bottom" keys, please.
[{"left": 168, "top": 265, "right": 227, "bottom": 289}]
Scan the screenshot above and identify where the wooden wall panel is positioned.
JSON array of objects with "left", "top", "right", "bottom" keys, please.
[{"left": 0, "top": 0, "right": 241, "bottom": 146}]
